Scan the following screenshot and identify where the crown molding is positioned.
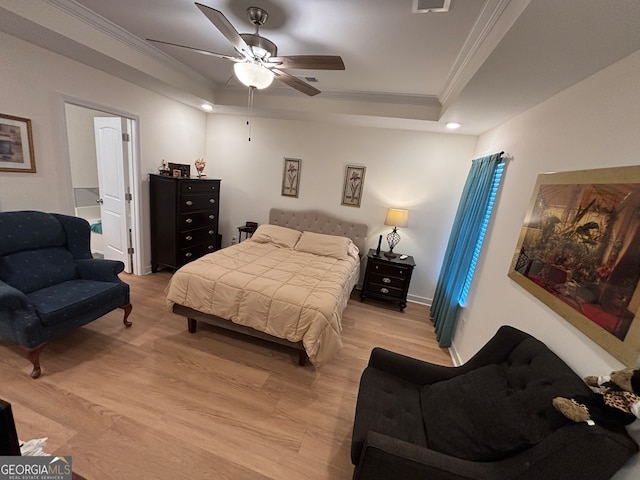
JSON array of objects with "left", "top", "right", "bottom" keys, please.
[{"left": 438, "top": 0, "right": 529, "bottom": 108}]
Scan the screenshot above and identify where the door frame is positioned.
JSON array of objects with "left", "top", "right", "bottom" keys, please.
[{"left": 60, "top": 96, "right": 143, "bottom": 275}]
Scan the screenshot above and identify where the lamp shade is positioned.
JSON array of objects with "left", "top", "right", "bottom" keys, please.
[
  {"left": 384, "top": 208, "right": 409, "bottom": 228},
  {"left": 233, "top": 62, "right": 274, "bottom": 89}
]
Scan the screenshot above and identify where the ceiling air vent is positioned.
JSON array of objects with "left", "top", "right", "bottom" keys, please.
[{"left": 412, "top": 0, "right": 451, "bottom": 13}]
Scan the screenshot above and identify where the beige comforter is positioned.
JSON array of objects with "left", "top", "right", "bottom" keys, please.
[{"left": 165, "top": 240, "right": 360, "bottom": 366}]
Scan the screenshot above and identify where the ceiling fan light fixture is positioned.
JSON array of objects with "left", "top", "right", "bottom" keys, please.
[{"left": 233, "top": 62, "right": 274, "bottom": 89}]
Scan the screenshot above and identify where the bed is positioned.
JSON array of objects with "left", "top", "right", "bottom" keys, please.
[{"left": 166, "top": 208, "right": 368, "bottom": 366}]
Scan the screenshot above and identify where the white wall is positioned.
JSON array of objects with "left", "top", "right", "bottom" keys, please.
[
  {"left": 0, "top": 32, "right": 207, "bottom": 270},
  {"left": 205, "top": 114, "right": 477, "bottom": 302},
  {"left": 458, "top": 49, "right": 640, "bottom": 478}
]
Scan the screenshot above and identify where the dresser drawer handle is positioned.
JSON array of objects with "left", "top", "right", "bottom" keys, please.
[
  {"left": 209, "top": 198, "right": 215, "bottom": 204},
  {"left": 185, "top": 252, "right": 193, "bottom": 258},
  {"left": 208, "top": 230, "right": 214, "bottom": 235},
  {"left": 210, "top": 186, "right": 216, "bottom": 190},
  {"left": 185, "top": 218, "right": 193, "bottom": 224},
  {"left": 209, "top": 215, "right": 215, "bottom": 220},
  {"left": 185, "top": 235, "right": 193, "bottom": 241},
  {"left": 187, "top": 186, "right": 192, "bottom": 190},
  {"left": 207, "top": 245, "right": 214, "bottom": 250},
  {"left": 382, "top": 277, "right": 391, "bottom": 284},
  {"left": 185, "top": 200, "right": 193, "bottom": 206},
  {"left": 380, "top": 287, "right": 389, "bottom": 294}
]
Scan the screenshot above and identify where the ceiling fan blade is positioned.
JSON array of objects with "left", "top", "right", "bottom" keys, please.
[
  {"left": 267, "top": 56, "right": 345, "bottom": 70},
  {"left": 272, "top": 69, "right": 321, "bottom": 96},
  {"left": 195, "top": 2, "right": 252, "bottom": 58},
  {"left": 147, "top": 38, "right": 238, "bottom": 61}
]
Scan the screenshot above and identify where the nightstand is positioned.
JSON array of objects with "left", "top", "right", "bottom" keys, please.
[{"left": 360, "top": 249, "right": 416, "bottom": 311}]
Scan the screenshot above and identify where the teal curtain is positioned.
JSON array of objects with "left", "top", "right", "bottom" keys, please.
[{"left": 431, "top": 152, "right": 505, "bottom": 347}]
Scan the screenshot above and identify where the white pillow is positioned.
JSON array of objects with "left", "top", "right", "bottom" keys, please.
[
  {"left": 294, "top": 231, "right": 351, "bottom": 259},
  {"left": 249, "top": 224, "right": 301, "bottom": 248}
]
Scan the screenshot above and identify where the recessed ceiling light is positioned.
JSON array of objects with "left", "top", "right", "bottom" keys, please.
[
  {"left": 446, "top": 122, "right": 461, "bottom": 129},
  {"left": 201, "top": 104, "right": 213, "bottom": 111}
]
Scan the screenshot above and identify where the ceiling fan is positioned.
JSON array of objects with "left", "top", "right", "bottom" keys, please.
[{"left": 148, "top": 2, "right": 345, "bottom": 96}]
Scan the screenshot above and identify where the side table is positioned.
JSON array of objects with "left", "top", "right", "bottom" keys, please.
[
  {"left": 237, "top": 225, "right": 257, "bottom": 242},
  {"left": 360, "top": 249, "right": 415, "bottom": 311}
]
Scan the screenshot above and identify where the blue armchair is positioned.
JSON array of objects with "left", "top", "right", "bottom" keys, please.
[{"left": 0, "top": 211, "right": 132, "bottom": 378}]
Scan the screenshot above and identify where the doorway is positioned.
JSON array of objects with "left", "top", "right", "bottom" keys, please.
[{"left": 64, "top": 102, "right": 139, "bottom": 274}]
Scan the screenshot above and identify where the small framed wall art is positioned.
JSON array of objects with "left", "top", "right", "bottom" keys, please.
[
  {"left": 0, "top": 113, "right": 36, "bottom": 173},
  {"left": 341, "top": 164, "right": 366, "bottom": 207},
  {"left": 281, "top": 157, "right": 301, "bottom": 197}
]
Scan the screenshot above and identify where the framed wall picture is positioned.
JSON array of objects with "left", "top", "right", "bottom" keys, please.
[
  {"left": 341, "top": 164, "right": 366, "bottom": 207},
  {"left": 168, "top": 162, "right": 190, "bottom": 178},
  {"left": 0, "top": 113, "right": 36, "bottom": 173},
  {"left": 508, "top": 165, "right": 640, "bottom": 365},
  {"left": 281, "top": 158, "right": 301, "bottom": 198}
]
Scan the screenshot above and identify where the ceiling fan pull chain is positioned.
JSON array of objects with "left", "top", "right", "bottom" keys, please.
[{"left": 247, "top": 86, "right": 255, "bottom": 142}]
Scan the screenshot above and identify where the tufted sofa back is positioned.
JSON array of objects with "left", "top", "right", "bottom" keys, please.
[{"left": 0, "top": 211, "right": 91, "bottom": 294}]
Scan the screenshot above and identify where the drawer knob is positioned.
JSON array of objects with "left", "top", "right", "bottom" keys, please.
[
  {"left": 209, "top": 199, "right": 215, "bottom": 204},
  {"left": 207, "top": 245, "right": 214, "bottom": 250},
  {"left": 374, "top": 265, "right": 379, "bottom": 270},
  {"left": 185, "top": 218, "right": 193, "bottom": 224},
  {"left": 382, "top": 277, "right": 391, "bottom": 284},
  {"left": 187, "top": 186, "right": 192, "bottom": 190},
  {"left": 185, "top": 252, "right": 193, "bottom": 258},
  {"left": 185, "top": 235, "right": 193, "bottom": 241},
  {"left": 380, "top": 287, "right": 389, "bottom": 294},
  {"left": 209, "top": 215, "right": 215, "bottom": 220},
  {"left": 185, "top": 200, "right": 193, "bottom": 206},
  {"left": 208, "top": 230, "right": 214, "bottom": 235}
]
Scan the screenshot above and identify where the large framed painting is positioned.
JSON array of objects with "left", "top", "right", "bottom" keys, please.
[
  {"left": 508, "top": 166, "right": 640, "bottom": 364},
  {"left": 0, "top": 113, "right": 36, "bottom": 173}
]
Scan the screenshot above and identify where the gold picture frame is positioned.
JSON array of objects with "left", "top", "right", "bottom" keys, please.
[
  {"left": 281, "top": 158, "right": 301, "bottom": 198},
  {"left": 508, "top": 166, "right": 640, "bottom": 365},
  {"left": 0, "top": 113, "right": 36, "bottom": 173},
  {"left": 341, "top": 164, "right": 366, "bottom": 207}
]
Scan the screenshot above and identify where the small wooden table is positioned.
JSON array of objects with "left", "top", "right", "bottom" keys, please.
[{"left": 237, "top": 225, "right": 257, "bottom": 242}]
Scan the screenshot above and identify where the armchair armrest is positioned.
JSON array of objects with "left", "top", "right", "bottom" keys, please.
[
  {"left": 355, "top": 424, "right": 637, "bottom": 480},
  {"left": 75, "top": 258, "right": 125, "bottom": 282},
  {"left": 0, "top": 280, "right": 30, "bottom": 311}
]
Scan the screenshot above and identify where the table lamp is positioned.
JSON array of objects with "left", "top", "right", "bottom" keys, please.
[{"left": 384, "top": 208, "right": 409, "bottom": 258}]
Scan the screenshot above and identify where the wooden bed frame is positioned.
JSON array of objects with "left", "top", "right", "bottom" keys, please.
[{"left": 172, "top": 208, "right": 368, "bottom": 366}]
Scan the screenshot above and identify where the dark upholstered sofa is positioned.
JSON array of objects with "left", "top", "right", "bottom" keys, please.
[
  {"left": 0, "top": 211, "right": 132, "bottom": 378},
  {"left": 351, "top": 325, "right": 638, "bottom": 480}
]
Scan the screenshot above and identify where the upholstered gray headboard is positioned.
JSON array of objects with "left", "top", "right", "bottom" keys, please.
[{"left": 269, "top": 208, "right": 368, "bottom": 254}]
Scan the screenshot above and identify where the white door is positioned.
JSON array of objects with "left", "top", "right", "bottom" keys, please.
[{"left": 94, "top": 117, "right": 131, "bottom": 272}]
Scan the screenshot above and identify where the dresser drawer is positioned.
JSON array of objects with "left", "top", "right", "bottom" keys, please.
[
  {"left": 179, "top": 242, "right": 217, "bottom": 264},
  {"left": 180, "top": 194, "right": 217, "bottom": 212},
  {"left": 180, "top": 211, "right": 217, "bottom": 230},
  {"left": 178, "top": 226, "right": 217, "bottom": 249},
  {"left": 180, "top": 181, "right": 219, "bottom": 193}
]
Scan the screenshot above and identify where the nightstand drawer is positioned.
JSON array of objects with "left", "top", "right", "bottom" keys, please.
[
  {"left": 368, "top": 272, "right": 407, "bottom": 289},
  {"left": 366, "top": 283, "right": 403, "bottom": 299},
  {"left": 370, "top": 262, "right": 411, "bottom": 278}
]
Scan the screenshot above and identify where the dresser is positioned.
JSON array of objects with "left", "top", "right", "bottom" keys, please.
[
  {"left": 149, "top": 174, "right": 221, "bottom": 272},
  {"left": 360, "top": 249, "right": 415, "bottom": 311}
]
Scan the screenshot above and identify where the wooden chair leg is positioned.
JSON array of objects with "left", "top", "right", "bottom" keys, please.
[
  {"left": 20, "top": 343, "right": 46, "bottom": 379},
  {"left": 120, "top": 303, "right": 133, "bottom": 327}
]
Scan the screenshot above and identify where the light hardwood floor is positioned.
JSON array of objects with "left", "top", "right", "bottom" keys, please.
[{"left": 1, "top": 272, "right": 452, "bottom": 480}]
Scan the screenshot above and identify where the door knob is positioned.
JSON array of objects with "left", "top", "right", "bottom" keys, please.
[{"left": 96, "top": 198, "right": 104, "bottom": 204}]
